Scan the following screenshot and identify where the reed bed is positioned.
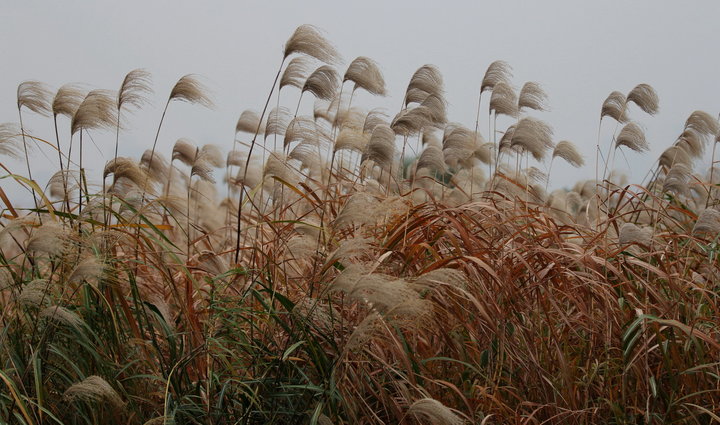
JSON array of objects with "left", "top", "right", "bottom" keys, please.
[{"left": 1, "top": 25, "right": 719, "bottom": 424}]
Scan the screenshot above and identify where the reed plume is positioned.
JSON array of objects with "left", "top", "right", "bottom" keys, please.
[
  {"left": 518, "top": 81, "right": 549, "bottom": 112},
  {"left": 236, "top": 110, "right": 264, "bottom": 135},
  {"left": 344, "top": 56, "right": 387, "bottom": 96},
  {"left": 280, "top": 56, "right": 314, "bottom": 90},
  {"left": 510, "top": 117, "right": 554, "bottom": 161},
  {"left": 600, "top": 91, "right": 628, "bottom": 123},
  {"left": 283, "top": 24, "right": 341, "bottom": 65},
  {"left": 552, "top": 141, "right": 585, "bottom": 167},
  {"left": 489, "top": 81, "right": 518, "bottom": 118},
  {"left": 615, "top": 122, "right": 648, "bottom": 153},
  {"left": 626, "top": 83, "right": 659, "bottom": 115}
]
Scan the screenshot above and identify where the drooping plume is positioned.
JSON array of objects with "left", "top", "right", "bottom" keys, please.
[
  {"left": 280, "top": 56, "right": 314, "bottom": 90},
  {"left": 283, "top": 24, "right": 342, "bottom": 65},
  {"left": 236, "top": 110, "right": 263, "bottom": 135},
  {"left": 17, "top": 81, "right": 52, "bottom": 116},
  {"left": 480, "top": 60, "right": 513, "bottom": 93},
  {"left": 301, "top": 66, "right": 340, "bottom": 101},
  {"left": 52, "top": 84, "right": 86, "bottom": 118},
  {"left": 510, "top": 117, "right": 554, "bottom": 161},
  {"left": 344, "top": 56, "right": 387, "bottom": 96},
  {"left": 626, "top": 83, "right": 659, "bottom": 115},
  {"left": 117, "top": 69, "right": 152, "bottom": 110},
  {"left": 490, "top": 81, "right": 518, "bottom": 118},
  {"left": 71, "top": 90, "right": 117, "bottom": 135},
  {"left": 552, "top": 141, "right": 585, "bottom": 167},
  {"left": 601, "top": 91, "right": 628, "bottom": 123},
  {"left": 168, "top": 74, "right": 213, "bottom": 108},
  {"left": 518, "top": 81, "right": 549, "bottom": 112},
  {"left": 615, "top": 122, "right": 648, "bottom": 153}
]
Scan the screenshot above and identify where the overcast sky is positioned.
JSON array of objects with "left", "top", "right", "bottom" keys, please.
[{"left": 1, "top": 0, "right": 719, "bottom": 204}]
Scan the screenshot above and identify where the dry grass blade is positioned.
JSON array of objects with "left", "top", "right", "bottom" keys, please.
[
  {"left": 284, "top": 24, "right": 342, "bottom": 65},
  {"left": 615, "top": 122, "right": 648, "bottom": 153},
  {"left": 17, "top": 80, "right": 52, "bottom": 116},
  {"left": 344, "top": 56, "right": 387, "bottom": 96},
  {"left": 627, "top": 83, "right": 659, "bottom": 115}
]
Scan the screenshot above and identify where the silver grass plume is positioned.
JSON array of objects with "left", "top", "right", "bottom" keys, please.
[
  {"left": 283, "top": 24, "right": 341, "bottom": 65},
  {"left": 552, "top": 141, "right": 585, "bottom": 167},
  {"left": 391, "top": 107, "right": 432, "bottom": 136},
  {"left": 443, "top": 126, "right": 481, "bottom": 168},
  {"left": 302, "top": 65, "right": 340, "bottom": 101},
  {"left": 404, "top": 65, "right": 444, "bottom": 106},
  {"left": 693, "top": 208, "right": 720, "bottom": 236},
  {"left": 41, "top": 305, "right": 84, "bottom": 329},
  {"left": 17, "top": 279, "right": 50, "bottom": 307},
  {"left": 69, "top": 256, "right": 104, "bottom": 285},
  {"left": 619, "top": 223, "right": 653, "bottom": 246},
  {"left": 140, "top": 150, "right": 170, "bottom": 182},
  {"left": 684, "top": 110, "right": 719, "bottom": 139},
  {"left": 17, "top": 81, "right": 52, "bottom": 116},
  {"left": 489, "top": 81, "right": 518, "bottom": 118},
  {"left": 71, "top": 89, "right": 117, "bottom": 135},
  {"left": 264, "top": 106, "right": 292, "bottom": 140},
  {"left": 417, "top": 145, "right": 447, "bottom": 175},
  {"left": 0, "top": 123, "right": 24, "bottom": 159},
  {"left": 104, "top": 157, "right": 150, "bottom": 189},
  {"left": 674, "top": 129, "right": 704, "bottom": 159},
  {"left": 64, "top": 376, "right": 124, "bottom": 410},
  {"left": 284, "top": 116, "right": 323, "bottom": 150},
  {"left": 344, "top": 56, "right": 387, "bottom": 96},
  {"left": 172, "top": 138, "right": 198, "bottom": 166},
  {"left": 48, "top": 170, "right": 80, "bottom": 199},
  {"left": 481, "top": 60, "right": 513, "bottom": 93},
  {"left": 363, "top": 108, "right": 389, "bottom": 134},
  {"left": 168, "top": 74, "right": 213, "bottom": 108},
  {"left": 498, "top": 124, "right": 517, "bottom": 155},
  {"left": 117, "top": 69, "right": 152, "bottom": 110},
  {"left": 658, "top": 145, "right": 692, "bottom": 169},
  {"left": 335, "top": 127, "right": 369, "bottom": 153},
  {"left": 27, "top": 222, "right": 69, "bottom": 256},
  {"left": 362, "top": 124, "right": 396, "bottom": 171},
  {"left": 601, "top": 91, "right": 628, "bottom": 123},
  {"left": 626, "top": 83, "right": 659, "bottom": 115},
  {"left": 510, "top": 117, "right": 554, "bottom": 161},
  {"left": 662, "top": 163, "right": 691, "bottom": 196},
  {"left": 615, "top": 122, "right": 648, "bottom": 153},
  {"left": 280, "top": 56, "right": 314, "bottom": 90},
  {"left": 408, "top": 398, "right": 465, "bottom": 425},
  {"left": 236, "top": 110, "right": 264, "bottom": 135},
  {"left": 518, "top": 81, "right": 549, "bottom": 112},
  {"left": 313, "top": 98, "right": 334, "bottom": 123},
  {"left": 52, "top": 84, "right": 86, "bottom": 118}
]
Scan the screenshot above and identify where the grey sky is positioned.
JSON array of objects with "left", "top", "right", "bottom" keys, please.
[{"left": 1, "top": 0, "right": 719, "bottom": 204}]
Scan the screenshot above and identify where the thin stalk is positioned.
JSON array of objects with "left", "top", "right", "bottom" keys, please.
[
  {"left": 53, "top": 115, "right": 72, "bottom": 217},
  {"left": 17, "top": 110, "right": 40, "bottom": 219},
  {"left": 235, "top": 57, "right": 287, "bottom": 264}
]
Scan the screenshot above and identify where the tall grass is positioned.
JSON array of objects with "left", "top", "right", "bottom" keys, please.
[{"left": 1, "top": 25, "right": 719, "bottom": 424}]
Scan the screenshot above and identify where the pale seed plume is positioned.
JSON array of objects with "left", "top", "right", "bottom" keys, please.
[
  {"left": 615, "top": 122, "right": 648, "bottom": 153},
  {"left": 362, "top": 124, "right": 396, "bottom": 171},
  {"left": 658, "top": 145, "right": 692, "bottom": 169},
  {"left": 408, "top": 398, "right": 465, "bottom": 425},
  {"left": 693, "top": 208, "right": 720, "bottom": 236},
  {"left": 0, "top": 122, "right": 24, "bottom": 159},
  {"left": 363, "top": 108, "right": 389, "bottom": 134},
  {"left": 168, "top": 74, "right": 213, "bottom": 108},
  {"left": 64, "top": 375, "right": 124, "bottom": 410},
  {"left": 552, "top": 141, "right": 585, "bottom": 167},
  {"left": 27, "top": 222, "right": 69, "bottom": 256},
  {"left": 489, "top": 81, "right": 518, "bottom": 118},
  {"left": 510, "top": 117, "right": 554, "bottom": 161},
  {"left": 674, "top": 128, "right": 704, "bottom": 158},
  {"left": 140, "top": 150, "right": 170, "bottom": 182},
  {"left": 601, "top": 91, "right": 628, "bottom": 123},
  {"left": 264, "top": 106, "right": 293, "bottom": 140},
  {"left": 117, "top": 69, "right": 152, "bottom": 110},
  {"left": 684, "top": 110, "right": 719, "bottom": 138},
  {"left": 41, "top": 305, "right": 84, "bottom": 329},
  {"left": 518, "top": 81, "right": 549, "bottom": 112},
  {"left": 344, "top": 56, "right": 387, "bottom": 96},
  {"left": 172, "top": 138, "right": 198, "bottom": 166},
  {"left": 71, "top": 89, "right": 117, "bottom": 135},
  {"left": 17, "top": 80, "right": 52, "bottom": 116},
  {"left": 52, "top": 84, "right": 86, "bottom": 118},
  {"left": 626, "top": 83, "right": 659, "bottom": 115},
  {"left": 280, "top": 56, "right": 314, "bottom": 90},
  {"left": 619, "top": 222, "right": 653, "bottom": 246},
  {"left": 302, "top": 65, "right": 340, "bottom": 101},
  {"left": 481, "top": 60, "right": 513, "bottom": 93},
  {"left": 236, "top": 110, "right": 264, "bottom": 135},
  {"left": 17, "top": 279, "right": 50, "bottom": 307},
  {"left": 404, "top": 65, "right": 444, "bottom": 106},
  {"left": 417, "top": 145, "right": 447, "bottom": 175},
  {"left": 283, "top": 24, "right": 342, "bottom": 65}
]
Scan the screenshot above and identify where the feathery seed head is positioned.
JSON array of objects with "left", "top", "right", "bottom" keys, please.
[
  {"left": 552, "top": 141, "right": 585, "bottom": 167},
  {"left": 17, "top": 80, "right": 52, "bottom": 116},
  {"left": 118, "top": 68, "right": 152, "bottom": 110},
  {"left": 302, "top": 65, "right": 340, "bottom": 101},
  {"left": 71, "top": 89, "right": 117, "bottom": 135},
  {"left": 169, "top": 74, "right": 213, "bottom": 108},
  {"left": 615, "top": 122, "right": 648, "bottom": 153},
  {"left": 627, "top": 83, "right": 659, "bottom": 115},
  {"left": 52, "top": 84, "right": 86, "bottom": 118},
  {"left": 490, "top": 81, "right": 518, "bottom": 118},
  {"left": 518, "top": 81, "right": 549, "bottom": 112},
  {"left": 236, "top": 110, "right": 263, "bottom": 135},
  {"left": 481, "top": 60, "right": 513, "bottom": 93},
  {"left": 283, "top": 25, "right": 342, "bottom": 65},
  {"left": 344, "top": 56, "right": 387, "bottom": 96},
  {"left": 280, "top": 56, "right": 314, "bottom": 90},
  {"left": 601, "top": 91, "right": 628, "bottom": 123},
  {"left": 64, "top": 376, "right": 124, "bottom": 410},
  {"left": 510, "top": 117, "right": 554, "bottom": 161}
]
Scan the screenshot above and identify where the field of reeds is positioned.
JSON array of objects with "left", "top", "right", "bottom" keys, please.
[{"left": 1, "top": 25, "right": 719, "bottom": 424}]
